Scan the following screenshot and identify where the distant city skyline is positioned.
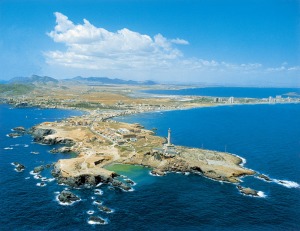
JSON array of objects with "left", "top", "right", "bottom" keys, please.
[{"left": 0, "top": 0, "right": 299, "bottom": 86}]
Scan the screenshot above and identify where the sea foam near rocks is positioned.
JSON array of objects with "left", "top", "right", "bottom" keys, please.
[
  {"left": 257, "top": 191, "right": 267, "bottom": 198},
  {"left": 87, "top": 217, "right": 108, "bottom": 225},
  {"left": 36, "top": 182, "right": 47, "bottom": 187},
  {"left": 94, "top": 189, "right": 103, "bottom": 195},
  {"left": 96, "top": 182, "right": 103, "bottom": 187},
  {"left": 92, "top": 200, "right": 103, "bottom": 205},
  {"left": 34, "top": 175, "right": 42, "bottom": 180},
  {"left": 274, "top": 179, "right": 300, "bottom": 188},
  {"left": 55, "top": 195, "right": 81, "bottom": 206},
  {"left": 30, "top": 171, "right": 38, "bottom": 175}
]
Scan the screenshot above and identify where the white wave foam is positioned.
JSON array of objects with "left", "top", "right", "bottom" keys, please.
[
  {"left": 4, "top": 147, "right": 13, "bottom": 150},
  {"left": 87, "top": 210, "right": 95, "bottom": 215},
  {"left": 91, "top": 196, "right": 95, "bottom": 200},
  {"left": 36, "top": 183, "right": 47, "bottom": 187},
  {"left": 24, "top": 144, "right": 29, "bottom": 148},
  {"left": 14, "top": 168, "right": 24, "bottom": 172},
  {"left": 126, "top": 188, "right": 135, "bottom": 192},
  {"left": 231, "top": 153, "right": 247, "bottom": 166},
  {"left": 96, "top": 183, "right": 103, "bottom": 187},
  {"left": 92, "top": 200, "right": 102, "bottom": 205},
  {"left": 25, "top": 177, "right": 30, "bottom": 180},
  {"left": 87, "top": 217, "right": 108, "bottom": 225},
  {"left": 149, "top": 171, "right": 163, "bottom": 177},
  {"left": 30, "top": 170, "right": 38, "bottom": 175},
  {"left": 55, "top": 195, "right": 81, "bottom": 206},
  {"left": 30, "top": 152, "right": 39, "bottom": 154},
  {"left": 274, "top": 179, "right": 300, "bottom": 188},
  {"left": 94, "top": 189, "right": 103, "bottom": 195},
  {"left": 34, "top": 175, "right": 42, "bottom": 179},
  {"left": 124, "top": 179, "right": 136, "bottom": 186},
  {"left": 240, "top": 157, "right": 247, "bottom": 166},
  {"left": 47, "top": 178, "right": 55, "bottom": 182},
  {"left": 257, "top": 191, "right": 267, "bottom": 198},
  {"left": 130, "top": 181, "right": 137, "bottom": 186}
]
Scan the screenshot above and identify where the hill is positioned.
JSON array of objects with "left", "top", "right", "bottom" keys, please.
[
  {"left": 0, "top": 83, "right": 35, "bottom": 95},
  {"left": 9, "top": 75, "right": 59, "bottom": 85}
]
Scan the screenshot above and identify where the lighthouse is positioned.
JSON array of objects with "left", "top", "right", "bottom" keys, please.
[{"left": 167, "top": 128, "right": 171, "bottom": 146}]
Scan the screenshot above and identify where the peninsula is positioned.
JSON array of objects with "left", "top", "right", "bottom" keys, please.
[{"left": 3, "top": 76, "right": 298, "bottom": 196}]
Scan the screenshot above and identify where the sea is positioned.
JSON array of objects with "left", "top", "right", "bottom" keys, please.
[
  {"left": 0, "top": 88, "right": 300, "bottom": 230},
  {"left": 143, "top": 87, "right": 300, "bottom": 98}
]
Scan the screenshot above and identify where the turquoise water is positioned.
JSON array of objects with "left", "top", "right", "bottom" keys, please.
[{"left": 1, "top": 103, "right": 300, "bottom": 230}]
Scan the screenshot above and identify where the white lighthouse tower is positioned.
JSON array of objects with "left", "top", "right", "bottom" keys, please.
[
  {"left": 160, "top": 128, "right": 177, "bottom": 155},
  {"left": 167, "top": 128, "right": 171, "bottom": 146}
]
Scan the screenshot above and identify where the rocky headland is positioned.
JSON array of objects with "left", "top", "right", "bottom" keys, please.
[{"left": 29, "top": 115, "right": 256, "bottom": 192}]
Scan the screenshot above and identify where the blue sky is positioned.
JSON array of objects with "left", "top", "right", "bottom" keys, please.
[{"left": 0, "top": 0, "right": 299, "bottom": 86}]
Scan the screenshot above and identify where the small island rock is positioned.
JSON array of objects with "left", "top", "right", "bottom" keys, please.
[
  {"left": 88, "top": 216, "right": 106, "bottom": 224},
  {"left": 237, "top": 185, "right": 259, "bottom": 197},
  {"left": 8, "top": 133, "right": 21, "bottom": 138},
  {"left": 12, "top": 127, "right": 26, "bottom": 133},
  {"left": 16, "top": 164, "right": 25, "bottom": 172},
  {"left": 98, "top": 205, "right": 112, "bottom": 213},
  {"left": 257, "top": 174, "right": 271, "bottom": 182},
  {"left": 33, "top": 165, "right": 45, "bottom": 173},
  {"left": 58, "top": 190, "right": 80, "bottom": 204}
]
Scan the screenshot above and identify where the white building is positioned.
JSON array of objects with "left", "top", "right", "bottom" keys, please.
[{"left": 228, "top": 97, "right": 234, "bottom": 104}]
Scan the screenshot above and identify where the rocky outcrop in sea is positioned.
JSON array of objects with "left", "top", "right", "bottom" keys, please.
[
  {"left": 12, "top": 162, "right": 25, "bottom": 172},
  {"left": 58, "top": 190, "right": 80, "bottom": 204},
  {"left": 237, "top": 185, "right": 259, "bottom": 197}
]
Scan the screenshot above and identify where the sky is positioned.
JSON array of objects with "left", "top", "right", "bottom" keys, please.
[{"left": 0, "top": 0, "right": 299, "bottom": 86}]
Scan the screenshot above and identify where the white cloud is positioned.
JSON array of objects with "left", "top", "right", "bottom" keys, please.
[
  {"left": 46, "top": 12, "right": 185, "bottom": 70},
  {"left": 44, "top": 12, "right": 300, "bottom": 84},
  {"left": 170, "top": 38, "right": 189, "bottom": 45}
]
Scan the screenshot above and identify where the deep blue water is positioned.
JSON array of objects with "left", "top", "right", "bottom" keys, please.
[
  {"left": 143, "top": 87, "right": 300, "bottom": 98},
  {"left": 1, "top": 103, "right": 300, "bottom": 230}
]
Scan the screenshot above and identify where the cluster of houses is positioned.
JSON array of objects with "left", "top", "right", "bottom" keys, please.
[{"left": 94, "top": 123, "right": 146, "bottom": 145}]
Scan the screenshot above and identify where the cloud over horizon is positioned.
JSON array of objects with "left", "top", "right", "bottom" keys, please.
[{"left": 45, "top": 12, "right": 299, "bottom": 85}]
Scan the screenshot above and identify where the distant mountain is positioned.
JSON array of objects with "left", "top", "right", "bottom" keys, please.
[
  {"left": 68, "top": 76, "right": 157, "bottom": 85},
  {"left": 7, "top": 75, "right": 157, "bottom": 86},
  {"left": 9, "top": 75, "right": 59, "bottom": 85}
]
